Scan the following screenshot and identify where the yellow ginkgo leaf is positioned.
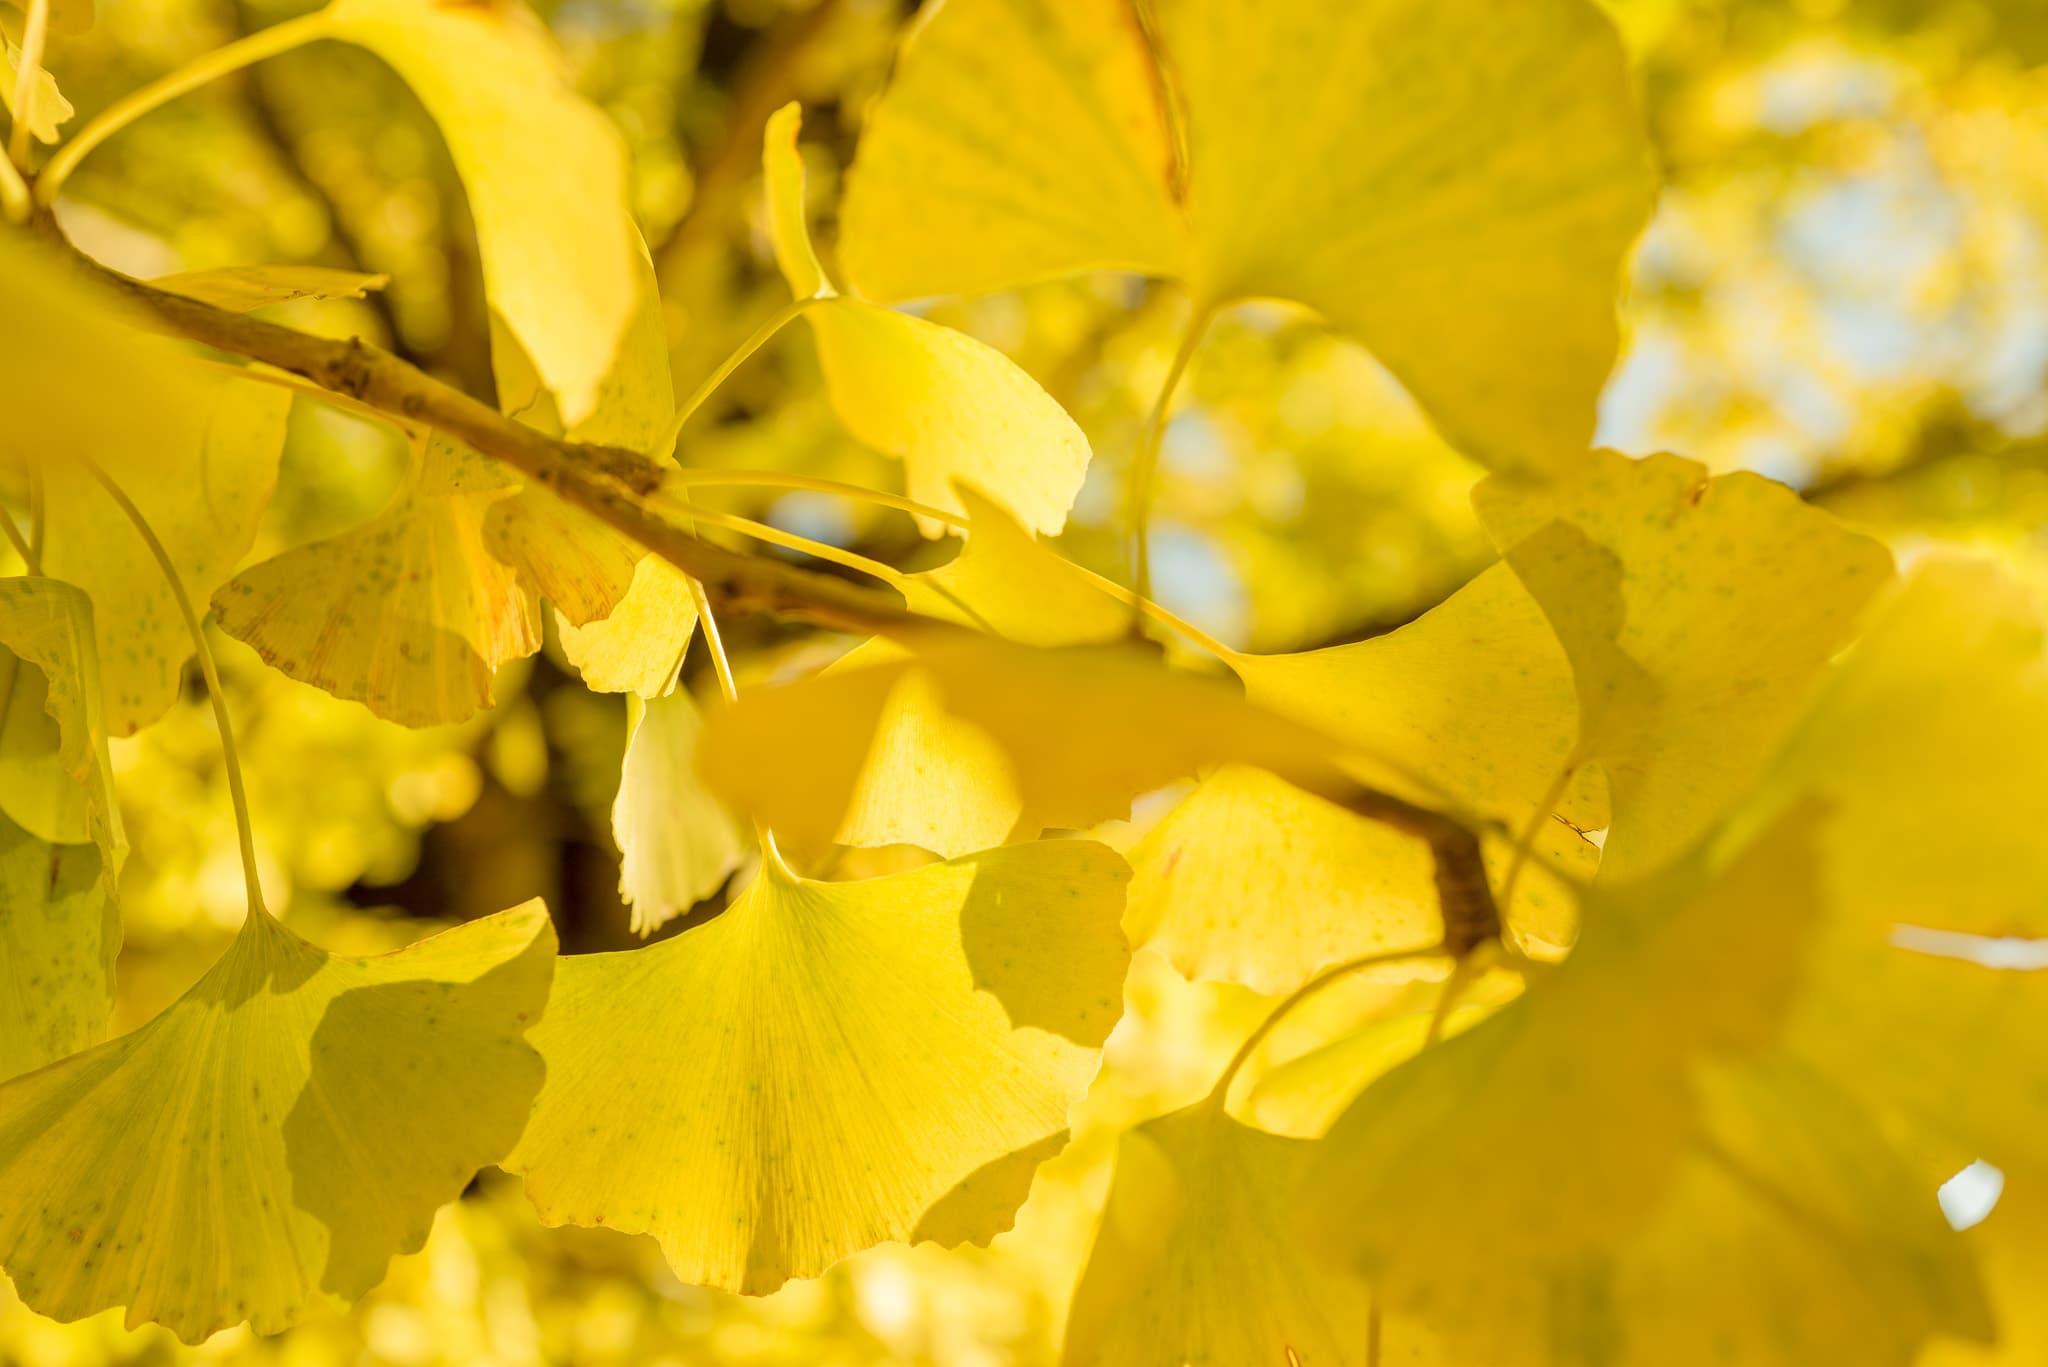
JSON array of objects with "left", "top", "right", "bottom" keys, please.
[
  {"left": 823, "top": 637, "right": 1024, "bottom": 859},
  {"left": 324, "top": 0, "right": 644, "bottom": 428},
  {"left": 766, "top": 104, "right": 1091, "bottom": 534},
  {"left": 2, "top": 38, "right": 74, "bottom": 143},
  {"left": 555, "top": 554, "right": 699, "bottom": 697},
  {"left": 614, "top": 688, "right": 745, "bottom": 935},
  {"left": 1739, "top": 560, "right": 2048, "bottom": 1178},
  {"left": 507, "top": 840, "right": 1129, "bottom": 1293},
  {"left": 842, "top": 0, "right": 1657, "bottom": 473},
  {"left": 1123, "top": 765, "right": 1442, "bottom": 994},
  {"left": 1476, "top": 450, "right": 1892, "bottom": 879},
  {"left": 0, "top": 577, "right": 121, "bottom": 867},
  {"left": 0, "top": 901, "right": 555, "bottom": 1343},
  {"left": 1299, "top": 807, "right": 1826, "bottom": 1308},
  {"left": 214, "top": 437, "right": 538, "bottom": 727},
  {"left": 900, "top": 484, "right": 1129, "bottom": 645},
  {"left": 0, "top": 233, "right": 293, "bottom": 736},
  {"left": 149, "top": 265, "right": 391, "bottom": 312},
  {"left": 699, "top": 629, "right": 1337, "bottom": 847},
  {"left": 1060, "top": 1105, "right": 1390, "bottom": 1367},
  {"left": 0, "top": 812, "right": 114, "bottom": 1083},
  {"left": 1226, "top": 561, "right": 1600, "bottom": 830}
]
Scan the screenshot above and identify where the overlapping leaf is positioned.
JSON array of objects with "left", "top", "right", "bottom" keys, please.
[
  {"left": 842, "top": 0, "right": 1658, "bottom": 473},
  {"left": 150, "top": 265, "right": 390, "bottom": 312},
  {"left": 0, "top": 231, "right": 291, "bottom": 736},
  {"left": 766, "top": 105, "right": 1091, "bottom": 534},
  {"left": 0, "top": 812, "right": 113, "bottom": 1083},
  {"left": 1475, "top": 449, "right": 1893, "bottom": 878},
  {"left": 0, "top": 576, "right": 120, "bottom": 866},
  {"left": 613, "top": 688, "right": 744, "bottom": 934},
  {"left": 0, "top": 902, "right": 554, "bottom": 1342},
  {"left": 509, "top": 840, "right": 1128, "bottom": 1292}
]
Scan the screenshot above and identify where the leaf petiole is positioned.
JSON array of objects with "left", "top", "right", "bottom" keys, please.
[
  {"left": 36, "top": 12, "right": 333, "bottom": 207},
  {"left": 1126, "top": 298, "right": 1215, "bottom": 629},
  {"left": 85, "top": 459, "right": 267, "bottom": 916},
  {"left": 661, "top": 295, "right": 822, "bottom": 457}
]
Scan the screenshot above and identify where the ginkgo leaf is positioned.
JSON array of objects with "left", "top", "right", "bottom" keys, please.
[
  {"left": 554, "top": 554, "right": 699, "bottom": 697},
  {"left": 766, "top": 104, "right": 1091, "bottom": 534},
  {"left": 0, "top": 232, "right": 292, "bottom": 736},
  {"left": 900, "top": 484, "right": 1129, "bottom": 645},
  {"left": 823, "top": 637, "right": 1024, "bottom": 859},
  {"left": 324, "top": 0, "right": 644, "bottom": 427},
  {"left": 842, "top": 0, "right": 1657, "bottom": 473},
  {"left": 149, "top": 265, "right": 391, "bottom": 312},
  {"left": 214, "top": 436, "right": 538, "bottom": 727},
  {"left": 507, "top": 840, "right": 1129, "bottom": 1293},
  {"left": 1225, "top": 561, "right": 1601, "bottom": 832},
  {"left": 1123, "top": 765, "right": 1443, "bottom": 994},
  {"left": 1741, "top": 560, "right": 2048, "bottom": 1176},
  {"left": 0, "top": 901, "right": 554, "bottom": 1343},
  {"left": 0, "top": 576, "right": 121, "bottom": 867},
  {"left": 821, "top": 489, "right": 1125, "bottom": 857},
  {"left": 613, "top": 688, "right": 744, "bottom": 935},
  {"left": 1060, "top": 1105, "right": 1385, "bottom": 1367},
  {"left": 1475, "top": 450, "right": 1892, "bottom": 879},
  {"left": 0, "top": 812, "right": 114, "bottom": 1083},
  {"left": 699, "top": 629, "right": 1337, "bottom": 846},
  {"left": 2, "top": 38, "right": 73, "bottom": 143},
  {"left": 1298, "top": 807, "right": 1826, "bottom": 1308},
  {"left": 1119, "top": 559, "right": 1601, "bottom": 991}
]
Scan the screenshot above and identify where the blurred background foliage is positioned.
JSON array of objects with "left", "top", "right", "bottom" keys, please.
[{"left": 3, "top": 0, "right": 2045, "bottom": 1360}]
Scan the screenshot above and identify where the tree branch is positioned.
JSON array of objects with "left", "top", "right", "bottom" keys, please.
[
  {"left": 67, "top": 244, "right": 924, "bottom": 636},
  {"left": 54, "top": 236, "right": 1506, "bottom": 954}
]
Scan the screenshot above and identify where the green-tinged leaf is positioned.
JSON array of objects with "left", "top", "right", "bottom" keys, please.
[
  {"left": 614, "top": 689, "right": 744, "bottom": 935},
  {"left": 0, "top": 813, "right": 113, "bottom": 1083},
  {"left": 767, "top": 104, "right": 1091, "bottom": 534},
  {"left": 149, "top": 265, "right": 391, "bottom": 312},
  {"left": 843, "top": 0, "right": 1657, "bottom": 473},
  {"left": 1476, "top": 449, "right": 1892, "bottom": 879},
  {"left": 0, "top": 902, "right": 554, "bottom": 1343},
  {"left": 1061, "top": 1105, "right": 1389, "bottom": 1367},
  {"left": 0, "top": 577, "right": 121, "bottom": 869},
  {"left": 214, "top": 437, "right": 538, "bottom": 727},
  {"left": 508, "top": 841, "right": 1129, "bottom": 1292}
]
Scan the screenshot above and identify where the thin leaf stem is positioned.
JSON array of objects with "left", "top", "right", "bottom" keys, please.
[
  {"left": 1205, "top": 943, "right": 1443, "bottom": 1109},
  {"left": 6, "top": 0, "right": 51, "bottom": 167},
  {"left": 653, "top": 497, "right": 912, "bottom": 591},
  {"left": 1127, "top": 300, "right": 1214, "bottom": 625},
  {"left": 85, "top": 460, "right": 265, "bottom": 915},
  {"left": 661, "top": 295, "right": 819, "bottom": 456},
  {"left": 665, "top": 468, "right": 970, "bottom": 530},
  {"left": 37, "top": 12, "right": 332, "bottom": 207},
  {"left": 27, "top": 467, "right": 45, "bottom": 567}
]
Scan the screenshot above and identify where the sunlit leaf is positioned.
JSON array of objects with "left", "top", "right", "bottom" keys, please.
[
  {"left": 0, "top": 901, "right": 554, "bottom": 1343},
  {"left": 0, "top": 232, "right": 292, "bottom": 736},
  {"left": 843, "top": 0, "right": 1658, "bottom": 473},
  {"left": 0, "top": 576, "right": 120, "bottom": 867},
  {"left": 614, "top": 688, "right": 744, "bottom": 935},
  {"left": 149, "top": 265, "right": 391, "bottom": 312},
  {"left": 1061, "top": 1105, "right": 1385, "bottom": 1367},
  {"left": 324, "top": 0, "right": 645, "bottom": 427},
  {"left": 508, "top": 841, "right": 1128, "bottom": 1292},
  {"left": 0, "top": 812, "right": 113, "bottom": 1083},
  {"left": 1, "top": 38, "right": 73, "bottom": 143},
  {"left": 214, "top": 437, "right": 538, "bottom": 728},
  {"left": 1300, "top": 808, "right": 1826, "bottom": 1310},
  {"left": 1476, "top": 450, "right": 1892, "bottom": 878},
  {"left": 767, "top": 104, "right": 1090, "bottom": 534}
]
